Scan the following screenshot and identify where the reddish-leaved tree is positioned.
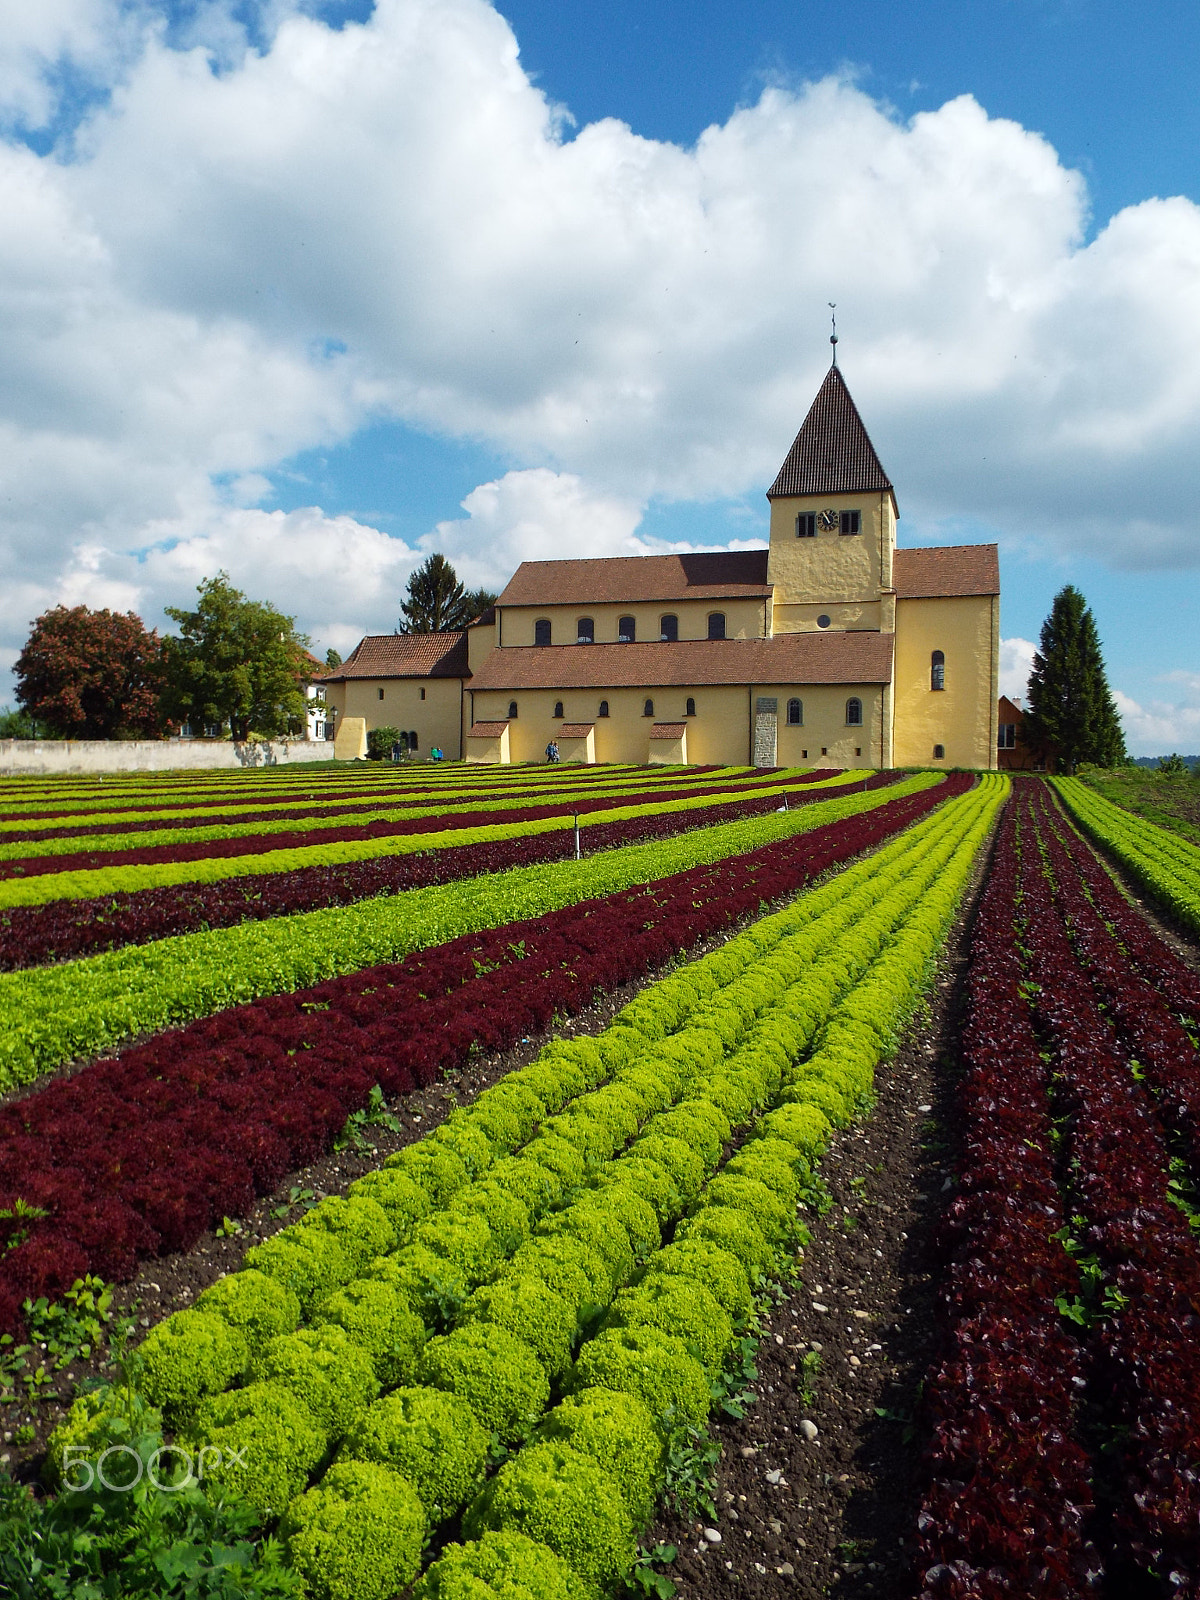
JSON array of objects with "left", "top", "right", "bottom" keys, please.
[{"left": 15, "top": 605, "right": 164, "bottom": 739}]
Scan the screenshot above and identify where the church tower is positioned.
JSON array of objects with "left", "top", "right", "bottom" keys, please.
[{"left": 765, "top": 365, "right": 898, "bottom": 637}]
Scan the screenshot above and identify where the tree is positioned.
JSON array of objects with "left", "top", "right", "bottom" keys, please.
[
  {"left": 14, "top": 605, "right": 163, "bottom": 739},
  {"left": 1023, "top": 585, "right": 1126, "bottom": 773},
  {"left": 1158, "top": 752, "right": 1188, "bottom": 778},
  {"left": 399, "top": 555, "right": 497, "bottom": 633},
  {"left": 324, "top": 647, "right": 343, "bottom": 670},
  {"left": 162, "top": 574, "right": 309, "bottom": 742},
  {"left": 0, "top": 705, "right": 37, "bottom": 738}
]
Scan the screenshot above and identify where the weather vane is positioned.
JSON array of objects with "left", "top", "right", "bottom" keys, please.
[{"left": 829, "top": 303, "right": 838, "bottom": 365}]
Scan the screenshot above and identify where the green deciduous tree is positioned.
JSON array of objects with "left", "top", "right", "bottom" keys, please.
[
  {"left": 162, "top": 574, "right": 309, "bottom": 742},
  {"left": 399, "top": 555, "right": 497, "bottom": 633},
  {"left": 324, "top": 647, "right": 343, "bottom": 670},
  {"left": 14, "top": 606, "right": 164, "bottom": 739},
  {"left": 1023, "top": 585, "right": 1126, "bottom": 773}
]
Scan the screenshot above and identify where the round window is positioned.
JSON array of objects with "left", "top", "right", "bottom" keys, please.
[{"left": 817, "top": 614, "right": 831, "bottom": 629}]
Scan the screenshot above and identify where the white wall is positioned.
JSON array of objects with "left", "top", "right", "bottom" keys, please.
[{"left": 0, "top": 739, "right": 337, "bottom": 775}]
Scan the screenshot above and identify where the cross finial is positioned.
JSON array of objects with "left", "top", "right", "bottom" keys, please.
[{"left": 828, "top": 303, "right": 838, "bottom": 365}]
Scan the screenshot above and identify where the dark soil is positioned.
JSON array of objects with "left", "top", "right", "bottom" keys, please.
[{"left": 638, "top": 817, "right": 996, "bottom": 1600}]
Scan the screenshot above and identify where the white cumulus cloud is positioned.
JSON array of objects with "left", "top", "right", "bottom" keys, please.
[{"left": 999, "top": 636, "right": 1037, "bottom": 704}]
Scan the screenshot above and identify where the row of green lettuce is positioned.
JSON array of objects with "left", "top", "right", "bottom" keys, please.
[
  {"left": 43, "top": 774, "right": 1005, "bottom": 1600},
  {"left": 0, "top": 771, "right": 864, "bottom": 907},
  {"left": 0, "top": 774, "right": 940, "bottom": 1092},
  {"left": 0, "top": 766, "right": 789, "bottom": 849},
  {"left": 1052, "top": 776, "right": 1200, "bottom": 938}
]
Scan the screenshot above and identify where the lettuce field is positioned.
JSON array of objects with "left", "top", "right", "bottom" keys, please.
[{"left": 1, "top": 759, "right": 1197, "bottom": 1600}]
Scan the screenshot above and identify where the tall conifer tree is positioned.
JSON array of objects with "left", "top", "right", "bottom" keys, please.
[{"left": 1023, "top": 585, "right": 1126, "bottom": 772}]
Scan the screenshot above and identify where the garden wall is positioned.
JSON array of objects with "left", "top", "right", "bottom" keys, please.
[{"left": 0, "top": 738, "right": 338, "bottom": 775}]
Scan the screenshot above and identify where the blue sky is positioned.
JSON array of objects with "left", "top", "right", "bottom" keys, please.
[{"left": 3, "top": 1, "right": 1199, "bottom": 751}]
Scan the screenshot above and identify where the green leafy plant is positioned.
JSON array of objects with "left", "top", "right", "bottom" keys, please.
[
  {"left": 623, "top": 1543, "right": 678, "bottom": 1598},
  {"left": 661, "top": 1419, "right": 720, "bottom": 1522},
  {"left": 334, "top": 1085, "right": 401, "bottom": 1152},
  {"left": 797, "top": 1348, "right": 822, "bottom": 1408}
]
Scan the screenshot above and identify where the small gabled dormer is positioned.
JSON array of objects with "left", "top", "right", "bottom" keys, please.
[{"left": 766, "top": 364, "right": 898, "bottom": 634}]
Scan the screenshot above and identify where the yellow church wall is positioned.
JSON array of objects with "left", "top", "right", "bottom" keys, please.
[
  {"left": 322, "top": 677, "right": 464, "bottom": 760},
  {"left": 468, "top": 684, "right": 753, "bottom": 766},
  {"left": 892, "top": 595, "right": 998, "bottom": 770},
  {"left": 465, "top": 680, "right": 884, "bottom": 768},
  {"left": 467, "top": 617, "right": 497, "bottom": 673},
  {"left": 770, "top": 599, "right": 883, "bottom": 634},
  {"left": 762, "top": 684, "right": 884, "bottom": 770},
  {"left": 497, "top": 597, "right": 769, "bottom": 647},
  {"left": 767, "top": 489, "right": 896, "bottom": 619}
]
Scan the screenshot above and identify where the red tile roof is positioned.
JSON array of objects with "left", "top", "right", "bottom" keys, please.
[
  {"left": 768, "top": 366, "right": 893, "bottom": 499},
  {"left": 650, "top": 723, "right": 687, "bottom": 738},
  {"left": 319, "top": 632, "right": 470, "bottom": 681},
  {"left": 496, "top": 551, "right": 771, "bottom": 608},
  {"left": 893, "top": 545, "right": 999, "bottom": 598},
  {"left": 470, "top": 632, "right": 893, "bottom": 692},
  {"left": 559, "top": 723, "right": 595, "bottom": 737},
  {"left": 467, "top": 720, "right": 509, "bottom": 737}
]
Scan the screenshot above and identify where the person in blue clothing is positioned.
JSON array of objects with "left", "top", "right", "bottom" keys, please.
[{"left": 545, "top": 740, "right": 560, "bottom": 763}]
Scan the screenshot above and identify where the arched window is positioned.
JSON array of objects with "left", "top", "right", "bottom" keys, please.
[
  {"left": 576, "top": 617, "right": 594, "bottom": 643},
  {"left": 707, "top": 612, "right": 726, "bottom": 640},
  {"left": 931, "top": 650, "right": 945, "bottom": 691},
  {"left": 534, "top": 618, "right": 552, "bottom": 646},
  {"left": 845, "top": 697, "right": 863, "bottom": 726},
  {"left": 787, "top": 698, "right": 803, "bottom": 726},
  {"left": 598, "top": 700, "right": 610, "bottom": 717},
  {"left": 644, "top": 698, "right": 655, "bottom": 718},
  {"left": 508, "top": 700, "right": 518, "bottom": 719},
  {"left": 553, "top": 700, "right": 564, "bottom": 719},
  {"left": 618, "top": 615, "right": 636, "bottom": 643},
  {"left": 685, "top": 697, "right": 696, "bottom": 717},
  {"left": 659, "top": 614, "right": 678, "bottom": 642},
  {"left": 408, "top": 731, "right": 419, "bottom": 750},
  {"left": 933, "top": 744, "right": 945, "bottom": 760},
  {"left": 378, "top": 687, "right": 385, "bottom": 700}
]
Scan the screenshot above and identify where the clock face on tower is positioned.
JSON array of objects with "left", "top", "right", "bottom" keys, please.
[{"left": 817, "top": 509, "right": 840, "bottom": 532}]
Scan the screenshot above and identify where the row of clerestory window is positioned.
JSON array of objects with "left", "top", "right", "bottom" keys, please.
[
  {"left": 504, "top": 696, "right": 861, "bottom": 725},
  {"left": 504, "top": 698, "right": 701, "bottom": 721},
  {"left": 534, "top": 614, "right": 727, "bottom": 646}
]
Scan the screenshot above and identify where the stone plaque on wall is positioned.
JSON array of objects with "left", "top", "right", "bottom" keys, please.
[{"left": 753, "top": 697, "right": 778, "bottom": 768}]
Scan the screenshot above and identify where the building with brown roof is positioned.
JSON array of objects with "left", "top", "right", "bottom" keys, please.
[
  {"left": 325, "top": 361, "right": 1001, "bottom": 768},
  {"left": 319, "top": 632, "right": 470, "bottom": 758}
]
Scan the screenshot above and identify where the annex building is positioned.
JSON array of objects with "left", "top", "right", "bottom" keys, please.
[{"left": 321, "top": 364, "right": 1000, "bottom": 769}]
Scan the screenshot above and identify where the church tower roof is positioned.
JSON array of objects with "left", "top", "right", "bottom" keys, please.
[{"left": 767, "top": 365, "right": 893, "bottom": 500}]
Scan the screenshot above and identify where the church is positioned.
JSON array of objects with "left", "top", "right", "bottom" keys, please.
[{"left": 320, "top": 363, "right": 1000, "bottom": 769}]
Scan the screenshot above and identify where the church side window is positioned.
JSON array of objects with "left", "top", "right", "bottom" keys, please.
[
  {"left": 796, "top": 513, "right": 816, "bottom": 538},
  {"left": 931, "top": 650, "right": 945, "bottom": 691},
  {"left": 577, "top": 617, "right": 594, "bottom": 643},
  {"left": 845, "top": 697, "right": 863, "bottom": 726},
  {"left": 787, "top": 698, "right": 803, "bottom": 725},
  {"left": 508, "top": 701, "right": 518, "bottom": 719},
  {"left": 644, "top": 698, "right": 655, "bottom": 717},
  {"left": 598, "top": 700, "right": 609, "bottom": 717},
  {"left": 685, "top": 697, "right": 696, "bottom": 716},
  {"left": 618, "top": 615, "right": 636, "bottom": 642},
  {"left": 659, "top": 614, "right": 678, "bottom": 642},
  {"left": 707, "top": 612, "right": 726, "bottom": 640},
  {"left": 534, "top": 618, "right": 551, "bottom": 646},
  {"left": 839, "top": 510, "right": 861, "bottom": 535},
  {"left": 553, "top": 700, "right": 564, "bottom": 718}
]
